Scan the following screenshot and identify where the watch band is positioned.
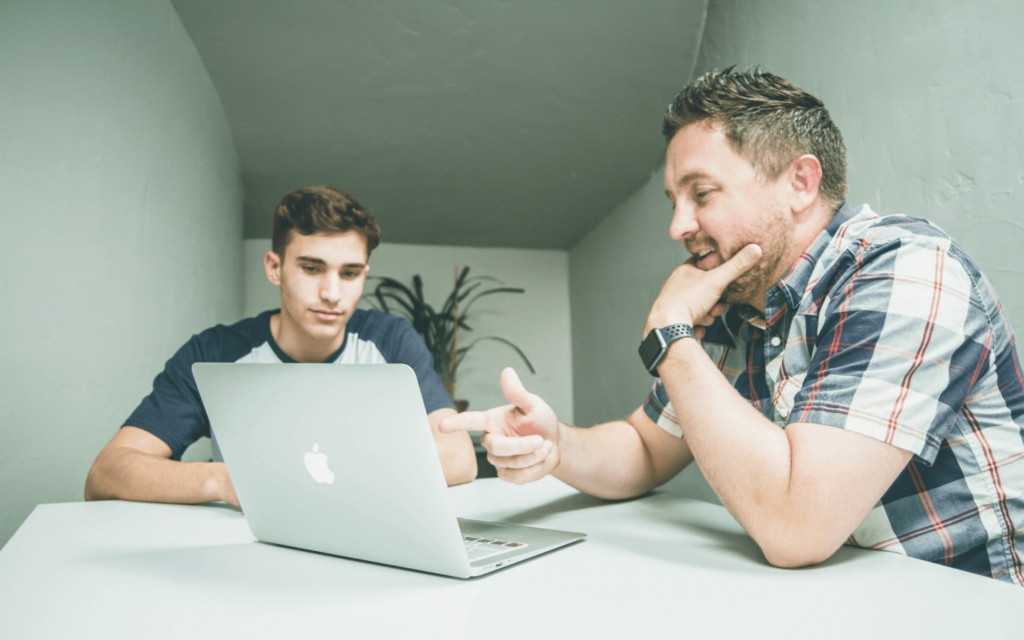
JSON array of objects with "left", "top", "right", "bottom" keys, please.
[{"left": 638, "top": 323, "right": 695, "bottom": 376}]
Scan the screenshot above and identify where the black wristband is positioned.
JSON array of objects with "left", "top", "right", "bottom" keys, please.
[{"left": 638, "top": 323, "right": 695, "bottom": 376}]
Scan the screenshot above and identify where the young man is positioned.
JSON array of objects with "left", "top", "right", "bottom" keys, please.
[
  {"left": 86, "top": 185, "right": 476, "bottom": 506},
  {"left": 442, "top": 68, "right": 1024, "bottom": 585}
]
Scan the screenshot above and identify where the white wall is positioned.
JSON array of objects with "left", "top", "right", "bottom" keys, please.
[
  {"left": 0, "top": 0, "right": 243, "bottom": 548},
  {"left": 568, "top": 0, "right": 1024, "bottom": 502},
  {"left": 243, "top": 240, "right": 574, "bottom": 424}
]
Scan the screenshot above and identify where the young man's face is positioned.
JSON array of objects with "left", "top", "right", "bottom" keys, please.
[
  {"left": 663, "top": 121, "right": 795, "bottom": 309},
  {"left": 264, "top": 230, "right": 369, "bottom": 362}
]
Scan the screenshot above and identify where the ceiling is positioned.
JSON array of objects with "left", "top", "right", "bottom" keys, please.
[{"left": 170, "top": 0, "right": 707, "bottom": 248}]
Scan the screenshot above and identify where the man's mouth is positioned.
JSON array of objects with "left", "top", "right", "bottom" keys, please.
[
  {"left": 693, "top": 247, "right": 716, "bottom": 269},
  {"left": 311, "top": 309, "right": 343, "bottom": 321}
]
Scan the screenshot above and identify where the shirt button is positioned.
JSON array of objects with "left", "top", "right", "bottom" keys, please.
[
  {"left": 770, "top": 336, "right": 782, "bottom": 347},
  {"left": 778, "top": 407, "right": 790, "bottom": 419}
]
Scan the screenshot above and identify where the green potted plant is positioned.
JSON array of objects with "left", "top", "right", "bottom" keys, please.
[{"left": 363, "top": 267, "right": 535, "bottom": 410}]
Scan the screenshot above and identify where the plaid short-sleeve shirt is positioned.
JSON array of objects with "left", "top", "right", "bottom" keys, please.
[{"left": 644, "top": 203, "right": 1024, "bottom": 585}]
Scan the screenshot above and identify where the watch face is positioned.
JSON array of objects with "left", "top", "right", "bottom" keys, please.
[{"left": 638, "top": 330, "right": 665, "bottom": 372}]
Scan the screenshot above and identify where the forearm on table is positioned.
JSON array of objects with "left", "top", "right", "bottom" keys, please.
[
  {"left": 428, "top": 408, "right": 477, "bottom": 486},
  {"left": 435, "top": 431, "right": 478, "bottom": 486},
  {"left": 553, "top": 420, "right": 665, "bottom": 500},
  {"left": 658, "top": 339, "right": 801, "bottom": 551},
  {"left": 85, "top": 447, "right": 230, "bottom": 504}
]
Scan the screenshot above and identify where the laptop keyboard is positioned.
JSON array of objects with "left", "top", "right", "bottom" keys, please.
[{"left": 462, "top": 536, "right": 528, "bottom": 562}]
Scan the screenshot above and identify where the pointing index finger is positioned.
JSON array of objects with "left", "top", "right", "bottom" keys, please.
[{"left": 438, "top": 408, "right": 506, "bottom": 434}]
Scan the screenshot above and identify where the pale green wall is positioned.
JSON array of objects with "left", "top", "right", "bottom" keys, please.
[
  {"left": 242, "top": 240, "right": 574, "bottom": 425},
  {"left": 694, "top": 0, "right": 1024, "bottom": 329},
  {"left": 569, "top": 167, "right": 683, "bottom": 428},
  {"left": 0, "top": 0, "right": 243, "bottom": 547},
  {"left": 568, "top": 167, "right": 720, "bottom": 502},
  {"left": 568, "top": 0, "right": 1024, "bottom": 499}
]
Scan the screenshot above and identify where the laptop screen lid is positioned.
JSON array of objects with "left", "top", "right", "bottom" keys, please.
[{"left": 192, "top": 363, "right": 474, "bottom": 577}]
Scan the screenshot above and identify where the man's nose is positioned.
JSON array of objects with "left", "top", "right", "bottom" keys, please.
[
  {"left": 669, "top": 203, "right": 699, "bottom": 241},
  {"left": 320, "top": 275, "right": 342, "bottom": 303}
]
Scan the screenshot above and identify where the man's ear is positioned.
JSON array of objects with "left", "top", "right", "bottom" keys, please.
[
  {"left": 787, "top": 154, "right": 823, "bottom": 215},
  {"left": 264, "top": 250, "right": 282, "bottom": 287}
]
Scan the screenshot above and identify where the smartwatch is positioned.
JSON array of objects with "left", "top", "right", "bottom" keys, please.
[{"left": 638, "top": 323, "right": 695, "bottom": 376}]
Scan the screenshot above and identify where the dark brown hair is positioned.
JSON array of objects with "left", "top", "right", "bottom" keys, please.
[
  {"left": 664, "top": 66, "right": 848, "bottom": 212},
  {"left": 271, "top": 185, "right": 381, "bottom": 258}
]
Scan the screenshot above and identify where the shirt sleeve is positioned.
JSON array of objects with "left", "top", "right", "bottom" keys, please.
[
  {"left": 382, "top": 316, "right": 457, "bottom": 414},
  {"left": 788, "top": 236, "right": 990, "bottom": 464},
  {"left": 123, "top": 335, "right": 210, "bottom": 461},
  {"left": 642, "top": 378, "right": 684, "bottom": 438}
]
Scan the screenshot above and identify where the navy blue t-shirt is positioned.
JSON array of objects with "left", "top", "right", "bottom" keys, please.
[{"left": 124, "top": 309, "right": 455, "bottom": 460}]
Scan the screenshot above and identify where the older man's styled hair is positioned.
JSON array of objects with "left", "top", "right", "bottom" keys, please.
[
  {"left": 663, "top": 67, "right": 848, "bottom": 212},
  {"left": 271, "top": 185, "right": 382, "bottom": 258}
]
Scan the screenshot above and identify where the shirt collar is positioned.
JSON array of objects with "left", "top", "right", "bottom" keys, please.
[
  {"left": 774, "top": 201, "right": 863, "bottom": 313},
  {"left": 703, "top": 304, "right": 763, "bottom": 347}
]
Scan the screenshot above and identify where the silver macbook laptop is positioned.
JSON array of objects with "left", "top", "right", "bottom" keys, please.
[{"left": 192, "top": 362, "right": 585, "bottom": 578}]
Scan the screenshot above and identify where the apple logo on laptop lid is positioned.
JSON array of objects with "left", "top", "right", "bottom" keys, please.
[{"left": 304, "top": 444, "right": 335, "bottom": 484}]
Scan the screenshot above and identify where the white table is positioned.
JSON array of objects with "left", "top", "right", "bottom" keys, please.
[{"left": 1, "top": 477, "right": 1020, "bottom": 639}]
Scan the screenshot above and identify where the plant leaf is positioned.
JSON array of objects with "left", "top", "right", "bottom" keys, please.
[
  {"left": 360, "top": 268, "right": 534, "bottom": 381},
  {"left": 457, "top": 336, "right": 535, "bottom": 373},
  {"left": 460, "top": 287, "right": 526, "bottom": 316}
]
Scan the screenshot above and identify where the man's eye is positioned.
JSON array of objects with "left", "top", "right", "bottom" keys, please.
[{"left": 302, "top": 265, "right": 319, "bottom": 273}]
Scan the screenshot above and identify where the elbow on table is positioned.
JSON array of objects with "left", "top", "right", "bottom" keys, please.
[
  {"left": 756, "top": 532, "right": 842, "bottom": 569},
  {"left": 83, "top": 460, "right": 108, "bottom": 502}
]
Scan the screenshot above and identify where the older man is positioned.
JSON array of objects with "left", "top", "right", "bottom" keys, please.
[{"left": 443, "top": 68, "right": 1024, "bottom": 585}]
